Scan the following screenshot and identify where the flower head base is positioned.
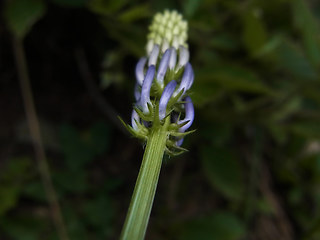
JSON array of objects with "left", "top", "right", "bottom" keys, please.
[
  {"left": 121, "top": 10, "right": 195, "bottom": 156},
  {"left": 147, "top": 10, "right": 188, "bottom": 54}
]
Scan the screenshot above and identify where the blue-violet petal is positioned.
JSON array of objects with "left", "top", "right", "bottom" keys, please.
[
  {"left": 159, "top": 80, "right": 177, "bottom": 120},
  {"left": 135, "top": 57, "right": 147, "bottom": 85},
  {"left": 174, "top": 63, "right": 193, "bottom": 97},
  {"left": 139, "top": 65, "right": 155, "bottom": 113},
  {"left": 178, "top": 96, "right": 194, "bottom": 132},
  {"left": 156, "top": 48, "right": 171, "bottom": 85}
]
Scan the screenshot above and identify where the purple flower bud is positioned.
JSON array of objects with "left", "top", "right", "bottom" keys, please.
[
  {"left": 169, "top": 47, "right": 177, "bottom": 70},
  {"left": 174, "top": 63, "right": 194, "bottom": 97},
  {"left": 139, "top": 65, "right": 155, "bottom": 113},
  {"left": 156, "top": 48, "right": 171, "bottom": 86},
  {"left": 159, "top": 80, "right": 177, "bottom": 120},
  {"left": 131, "top": 109, "right": 140, "bottom": 130},
  {"left": 186, "top": 63, "right": 194, "bottom": 89},
  {"left": 135, "top": 57, "right": 147, "bottom": 85},
  {"left": 178, "top": 46, "right": 189, "bottom": 68},
  {"left": 148, "top": 44, "right": 160, "bottom": 66},
  {"left": 178, "top": 96, "right": 194, "bottom": 132},
  {"left": 134, "top": 83, "right": 140, "bottom": 101}
]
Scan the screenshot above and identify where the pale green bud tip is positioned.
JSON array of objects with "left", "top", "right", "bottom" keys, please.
[{"left": 146, "top": 10, "right": 188, "bottom": 54}]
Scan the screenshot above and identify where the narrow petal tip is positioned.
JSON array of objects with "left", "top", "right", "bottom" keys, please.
[{"left": 135, "top": 57, "right": 147, "bottom": 85}]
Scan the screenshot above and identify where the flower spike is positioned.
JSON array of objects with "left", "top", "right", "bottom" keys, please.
[{"left": 125, "top": 10, "right": 195, "bottom": 153}]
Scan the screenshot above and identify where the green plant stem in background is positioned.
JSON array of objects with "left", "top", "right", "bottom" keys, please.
[
  {"left": 13, "top": 37, "right": 70, "bottom": 240},
  {"left": 120, "top": 118, "right": 170, "bottom": 240}
]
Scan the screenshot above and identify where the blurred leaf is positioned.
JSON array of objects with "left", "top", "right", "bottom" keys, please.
[
  {"left": 0, "top": 157, "right": 32, "bottom": 216},
  {"left": 118, "top": 4, "right": 150, "bottom": 23},
  {"left": 50, "top": 0, "right": 86, "bottom": 7},
  {"left": 177, "top": 211, "right": 246, "bottom": 240},
  {"left": 63, "top": 205, "right": 88, "bottom": 240},
  {"left": 289, "top": 122, "right": 320, "bottom": 138},
  {"left": 292, "top": 0, "right": 320, "bottom": 66},
  {"left": 54, "top": 170, "right": 88, "bottom": 193},
  {"left": 270, "top": 96, "right": 302, "bottom": 122},
  {"left": 82, "top": 193, "right": 114, "bottom": 237},
  {"left": 101, "top": 20, "right": 145, "bottom": 56},
  {"left": 0, "top": 215, "right": 46, "bottom": 240},
  {"left": 183, "top": 0, "right": 201, "bottom": 17},
  {"left": 209, "top": 33, "right": 239, "bottom": 51},
  {"left": 22, "top": 181, "right": 46, "bottom": 202},
  {"left": 256, "top": 197, "right": 276, "bottom": 215},
  {"left": 192, "top": 80, "right": 222, "bottom": 106},
  {"left": 0, "top": 186, "right": 20, "bottom": 217},
  {"left": 59, "top": 124, "right": 93, "bottom": 170},
  {"left": 193, "top": 64, "right": 275, "bottom": 106},
  {"left": 87, "top": 121, "right": 111, "bottom": 155},
  {"left": 196, "top": 65, "right": 274, "bottom": 96},
  {"left": 4, "top": 0, "right": 46, "bottom": 39},
  {"left": 88, "top": 0, "right": 128, "bottom": 15},
  {"left": 100, "top": 72, "right": 124, "bottom": 89},
  {"left": 242, "top": 8, "right": 267, "bottom": 56},
  {"left": 275, "top": 39, "right": 317, "bottom": 80},
  {"left": 200, "top": 123, "right": 232, "bottom": 146},
  {"left": 267, "top": 124, "right": 288, "bottom": 144},
  {"left": 201, "top": 147, "right": 245, "bottom": 201},
  {"left": 59, "top": 122, "right": 110, "bottom": 170}
]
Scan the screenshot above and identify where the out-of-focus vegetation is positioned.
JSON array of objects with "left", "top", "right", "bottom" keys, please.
[{"left": 1, "top": 0, "right": 320, "bottom": 239}]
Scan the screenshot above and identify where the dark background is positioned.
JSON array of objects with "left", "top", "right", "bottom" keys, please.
[{"left": 1, "top": 0, "right": 320, "bottom": 239}]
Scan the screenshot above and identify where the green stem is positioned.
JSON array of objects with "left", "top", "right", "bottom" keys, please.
[{"left": 120, "top": 120, "right": 169, "bottom": 240}]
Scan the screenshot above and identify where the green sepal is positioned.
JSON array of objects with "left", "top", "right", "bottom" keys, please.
[
  {"left": 118, "top": 116, "right": 148, "bottom": 141},
  {"left": 165, "top": 144, "right": 188, "bottom": 156},
  {"left": 169, "top": 129, "right": 196, "bottom": 137},
  {"left": 168, "top": 88, "right": 184, "bottom": 107},
  {"left": 134, "top": 106, "right": 153, "bottom": 122}
]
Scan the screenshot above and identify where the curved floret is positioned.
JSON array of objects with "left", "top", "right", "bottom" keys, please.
[
  {"left": 135, "top": 57, "right": 147, "bottom": 85},
  {"left": 122, "top": 10, "right": 195, "bottom": 156},
  {"left": 178, "top": 96, "right": 195, "bottom": 132},
  {"left": 159, "top": 80, "right": 177, "bottom": 120},
  {"left": 139, "top": 65, "right": 155, "bottom": 113},
  {"left": 174, "top": 63, "right": 194, "bottom": 97},
  {"left": 156, "top": 48, "right": 171, "bottom": 86}
]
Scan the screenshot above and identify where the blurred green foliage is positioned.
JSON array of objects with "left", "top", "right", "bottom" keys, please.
[{"left": 1, "top": 0, "right": 320, "bottom": 239}]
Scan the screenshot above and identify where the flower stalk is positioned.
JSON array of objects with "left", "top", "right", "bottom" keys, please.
[
  {"left": 120, "top": 117, "right": 170, "bottom": 240},
  {"left": 120, "top": 10, "right": 195, "bottom": 239}
]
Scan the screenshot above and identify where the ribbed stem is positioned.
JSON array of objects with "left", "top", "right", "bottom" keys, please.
[{"left": 120, "top": 120, "right": 169, "bottom": 240}]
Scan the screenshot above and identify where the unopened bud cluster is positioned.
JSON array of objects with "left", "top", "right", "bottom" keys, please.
[{"left": 123, "top": 10, "right": 195, "bottom": 156}]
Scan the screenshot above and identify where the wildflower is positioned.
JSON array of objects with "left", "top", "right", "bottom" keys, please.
[
  {"left": 120, "top": 10, "right": 195, "bottom": 240},
  {"left": 122, "top": 10, "right": 195, "bottom": 155}
]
